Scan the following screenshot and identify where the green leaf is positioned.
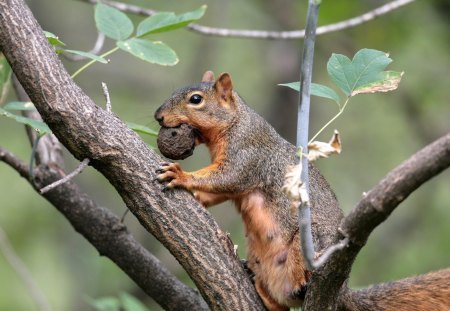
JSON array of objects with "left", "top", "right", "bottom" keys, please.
[
  {"left": 311, "top": 83, "right": 340, "bottom": 104},
  {"left": 278, "top": 81, "right": 300, "bottom": 92},
  {"left": 327, "top": 49, "right": 395, "bottom": 97},
  {"left": 3, "top": 101, "right": 36, "bottom": 111},
  {"left": 0, "top": 54, "right": 12, "bottom": 106},
  {"left": 137, "top": 5, "right": 207, "bottom": 37},
  {"left": 117, "top": 38, "right": 178, "bottom": 66},
  {"left": 85, "top": 296, "right": 121, "bottom": 311},
  {"left": 278, "top": 82, "right": 340, "bottom": 104},
  {"left": 120, "top": 293, "right": 150, "bottom": 311},
  {"left": 64, "top": 50, "right": 108, "bottom": 64},
  {"left": 95, "top": 3, "right": 134, "bottom": 41},
  {"left": 44, "top": 31, "right": 65, "bottom": 47},
  {"left": 127, "top": 122, "right": 158, "bottom": 136},
  {"left": 0, "top": 107, "right": 52, "bottom": 135}
]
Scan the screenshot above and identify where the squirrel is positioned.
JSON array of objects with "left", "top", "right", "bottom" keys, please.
[{"left": 155, "top": 71, "right": 450, "bottom": 311}]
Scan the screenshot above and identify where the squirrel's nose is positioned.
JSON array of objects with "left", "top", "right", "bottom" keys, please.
[{"left": 154, "top": 110, "right": 164, "bottom": 125}]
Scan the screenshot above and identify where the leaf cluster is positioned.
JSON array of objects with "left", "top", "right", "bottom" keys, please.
[
  {"left": 280, "top": 48, "right": 403, "bottom": 142},
  {"left": 281, "top": 48, "right": 403, "bottom": 105},
  {"left": 95, "top": 3, "right": 206, "bottom": 66}
]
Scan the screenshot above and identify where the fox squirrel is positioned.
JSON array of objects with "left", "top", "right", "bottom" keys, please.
[{"left": 155, "top": 71, "right": 450, "bottom": 310}]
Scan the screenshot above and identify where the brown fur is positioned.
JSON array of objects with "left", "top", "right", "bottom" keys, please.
[{"left": 340, "top": 268, "right": 450, "bottom": 311}]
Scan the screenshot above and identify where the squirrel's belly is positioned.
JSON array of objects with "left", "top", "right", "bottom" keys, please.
[
  {"left": 236, "top": 191, "right": 309, "bottom": 308},
  {"left": 248, "top": 237, "right": 308, "bottom": 308}
]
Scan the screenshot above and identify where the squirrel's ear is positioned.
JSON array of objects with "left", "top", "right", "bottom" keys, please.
[
  {"left": 201, "top": 71, "right": 215, "bottom": 82},
  {"left": 214, "top": 73, "right": 233, "bottom": 103}
]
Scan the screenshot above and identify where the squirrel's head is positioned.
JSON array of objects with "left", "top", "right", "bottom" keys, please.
[{"left": 155, "top": 71, "right": 238, "bottom": 143}]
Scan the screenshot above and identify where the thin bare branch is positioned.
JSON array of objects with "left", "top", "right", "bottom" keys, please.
[
  {"left": 81, "top": 0, "right": 415, "bottom": 40},
  {"left": 0, "top": 225, "right": 53, "bottom": 311},
  {"left": 312, "top": 237, "right": 349, "bottom": 269},
  {"left": 101, "top": 82, "right": 112, "bottom": 112},
  {"left": 296, "top": 0, "right": 320, "bottom": 271},
  {"left": 40, "top": 158, "right": 90, "bottom": 194}
]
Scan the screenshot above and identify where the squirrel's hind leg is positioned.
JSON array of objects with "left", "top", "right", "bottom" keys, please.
[{"left": 255, "top": 280, "right": 289, "bottom": 311}]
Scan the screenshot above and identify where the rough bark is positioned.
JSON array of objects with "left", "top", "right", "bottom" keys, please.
[{"left": 0, "top": 0, "right": 264, "bottom": 309}]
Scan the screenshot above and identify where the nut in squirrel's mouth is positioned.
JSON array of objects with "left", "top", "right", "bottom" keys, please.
[
  {"left": 166, "top": 124, "right": 203, "bottom": 144},
  {"left": 157, "top": 123, "right": 198, "bottom": 160}
]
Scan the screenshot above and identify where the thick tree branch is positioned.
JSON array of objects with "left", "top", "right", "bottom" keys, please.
[
  {"left": 304, "top": 131, "right": 450, "bottom": 310},
  {"left": 0, "top": 0, "right": 264, "bottom": 309},
  {"left": 0, "top": 146, "right": 208, "bottom": 311},
  {"left": 82, "top": 0, "right": 416, "bottom": 40}
]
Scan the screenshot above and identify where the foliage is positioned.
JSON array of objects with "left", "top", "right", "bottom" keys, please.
[
  {"left": 44, "top": 31, "right": 108, "bottom": 63},
  {"left": 93, "top": 3, "right": 206, "bottom": 68},
  {"left": 0, "top": 102, "right": 51, "bottom": 136},
  {"left": 280, "top": 48, "right": 403, "bottom": 143}
]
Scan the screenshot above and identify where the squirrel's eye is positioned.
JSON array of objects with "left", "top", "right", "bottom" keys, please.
[{"left": 189, "top": 94, "right": 203, "bottom": 104}]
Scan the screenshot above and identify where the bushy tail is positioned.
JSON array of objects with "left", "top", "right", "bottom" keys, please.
[{"left": 339, "top": 268, "right": 450, "bottom": 311}]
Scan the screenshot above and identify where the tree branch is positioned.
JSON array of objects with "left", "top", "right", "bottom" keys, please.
[
  {"left": 0, "top": 146, "right": 208, "bottom": 311},
  {"left": 296, "top": 0, "right": 320, "bottom": 270},
  {"left": 304, "top": 131, "right": 450, "bottom": 310},
  {"left": 81, "top": 0, "right": 416, "bottom": 40},
  {"left": 343, "top": 132, "right": 450, "bottom": 243},
  {"left": 0, "top": 0, "right": 264, "bottom": 309}
]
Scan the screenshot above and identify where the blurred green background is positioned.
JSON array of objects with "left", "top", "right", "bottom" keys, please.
[{"left": 0, "top": 0, "right": 449, "bottom": 310}]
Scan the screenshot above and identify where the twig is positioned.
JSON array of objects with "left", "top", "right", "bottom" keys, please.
[
  {"left": 40, "top": 158, "right": 90, "bottom": 194},
  {"left": 63, "top": 32, "right": 105, "bottom": 61},
  {"left": 120, "top": 208, "right": 130, "bottom": 223},
  {"left": 0, "top": 225, "right": 53, "bottom": 311},
  {"left": 312, "top": 237, "right": 349, "bottom": 269},
  {"left": 296, "top": 0, "right": 320, "bottom": 271},
  {"left": 101, "top": 82, "right": 112, "bottom": 112},
  {"left": 81, "top": 0, "right": 415, "bottom": 40}
]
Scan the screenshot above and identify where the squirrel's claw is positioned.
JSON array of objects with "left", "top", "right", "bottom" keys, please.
[{"left": 155, "top": 162, "right": 189, "bottom": 189}]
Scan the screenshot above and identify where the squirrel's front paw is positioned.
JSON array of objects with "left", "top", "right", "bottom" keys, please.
[{"left": 156, "top": 162, "right": 189, "bottom": 189}]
